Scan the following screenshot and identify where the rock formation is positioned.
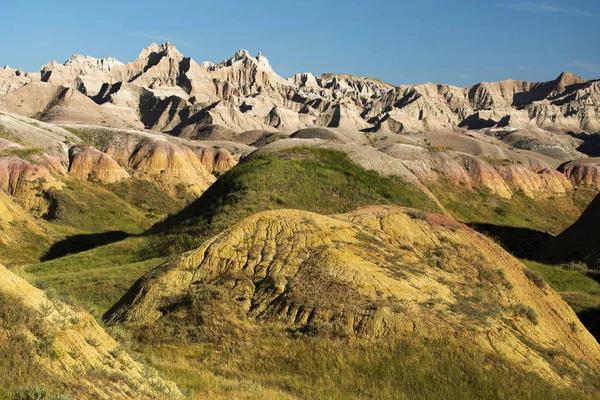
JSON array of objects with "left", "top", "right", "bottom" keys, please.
[
  {"left": 559, "top": 158, "right": 600, "bottom": 189},
  {"left": 105, "top": 206, "right": 600, "bottom": 387},
  {"left": 0, "top": 265, "right": 181, "bottom": 399},
  {"left": 0, "top": 43, "right": 596, "bottom": 150},
  {"left": 69, "top": 146, "right": 130, "bottom": 183}
]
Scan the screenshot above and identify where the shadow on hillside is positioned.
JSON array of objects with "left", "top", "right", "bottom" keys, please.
[
  {"left": 41, "top": 231, "right": 130, "bottom": 261},
  {"left": 566, "top": 131, "right": 600, "bottom": 157},
  {"left": 577, "top": 308, "right": 600, "bottom": 342},
  {"left": 468, "top": 223, "right": 553, "bottom": 259}
]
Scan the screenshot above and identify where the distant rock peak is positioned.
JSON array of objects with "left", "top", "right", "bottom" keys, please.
[
  {"left": 213, "top": 49, "right": 272, "bottom": 69},
  {"left": 64, "top": 54, "right": 124, "bottom": 70}
]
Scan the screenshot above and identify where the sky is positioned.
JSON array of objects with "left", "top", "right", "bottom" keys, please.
[{"left": 0, "top": 0, "right": 598, "bottom": 86}]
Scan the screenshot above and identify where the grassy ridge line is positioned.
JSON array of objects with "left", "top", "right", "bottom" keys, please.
[
  {"left": 429, "top": 183, "right": 596, "bottom": 236},
  {"left": 153, "top": 146, "right": 441, "bottom": 236}
]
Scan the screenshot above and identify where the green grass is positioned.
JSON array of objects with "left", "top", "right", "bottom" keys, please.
[
  {"left": 103, "top": 179, "right": 184, "bottom": 219},
  {"left": 0, "top": 220, "right": 53, "bottom": 267},
  {"left": 521, "top": 259, "right": 600, "bottom": 340},
  {"left": 522, "top": 260, "right": 600, "bottom": 295},
  {"left": 23, "top": 147, "right": 441, "bottom": 317},
  {"left": 0, "top": 293, "right": 68, "bottom": 399},
  {"left": 22, "top": 236, "right": 169, "bottom": 316},
  {"left": 135, "top": 329, "right": 599, "bottom": 400},
  {"left": 44, "top": 180, "right": 154, "bottom": 234},
  {"left": 0, "top": 147, "right": 44, "bottom": 159},
  {"left": 429, "top": 183, "right": 596, "bottom": 235},
  {"left": 155, "top": 146, "right": 441, "bottom": 236}
]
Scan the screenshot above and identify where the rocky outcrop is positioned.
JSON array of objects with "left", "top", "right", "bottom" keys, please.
[
  {"left": 2, "top": 43, "right": 597, "bottom": 145},
  {"left": 0, "top": 156, "right": 63, "bottom": 213},
  {"left": 190, "top": 146, "right": 238, "bottom": 174},
  {"left": 0, "top": 265, "right": 181, "bottom": 399},
  {"left": 69, "top": 146, "right": 130, "bottom": 183},
  {"left": 382, "top": 144, "right": 572, "bottom": 199},
  {"left": 105, "top": 206, "right": 600, "bottom": 387},
  {"left": 559, "top": 158, "right": 600, "bottom": 189},
  {"left": 101, "top": 139, "right": 215, "bottom": 197},
  {"left": 258, "top": 137, "right": 572, "bottom": 200},
  {"left": 63, "top": 125, "right": 240, "bottom": 196},
  {"left": 0, "top": 65, "right": 31, "bottom": 96}
]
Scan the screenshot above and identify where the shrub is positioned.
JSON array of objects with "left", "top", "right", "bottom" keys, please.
[
  {"left": 8, "top": 386, "right": 69, "bottom": 400},
  {"left": 508, "top": 303, "right": 539, "bottom": 325},
  {"left": 524, "top": 268, "right": 546, "bottom": 288}
]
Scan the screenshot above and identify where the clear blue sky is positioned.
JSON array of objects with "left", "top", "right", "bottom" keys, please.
[{"left": 1, "top": 0, "right": 598, "bottom": 86}]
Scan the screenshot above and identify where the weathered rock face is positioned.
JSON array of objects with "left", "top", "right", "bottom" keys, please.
[
  {"left": 559, "top": 158, "right": 600, "bottom": 189},
  {"left": 0, "top": 65, "right": 32, "bottom": 96},
  {"left": 97, "top": 137, "right": 216, "bottom": 197},
  {"left": 0, "top": 156, "right": 63, "bottom": 214},
  {"left": 69, "top": 146, "right": 130, "bottom": 183},
  {"left": 105, "top": 206, "right": 600, "bottom": 387},
  {"left": 2, "top": 43, "right": 597, "bottom": 145},
  {"left": 190, "top": 146, "right": 238, "bottom": 174},
  {"left": 0, "top": 265, "right": 182, "bottom": 399},
  {"left": 60, "top": 125, "right": 240, "bottom": 196},
  {"left": 382, "top": 143, "right": 572, "bottom": 199},
  {"left": 257, "top": 137, "right": 573, "bottom": 200},
  {"left": 0, "top": 82, "right": 143, "bottom": 130}
]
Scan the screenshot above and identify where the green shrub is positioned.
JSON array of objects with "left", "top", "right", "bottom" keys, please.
[
  {"left": 507, "top": 303, "right": 539, "bottom": 325},
  {"left": 524, "top": 268, "right": 546, "bottom": 288},
  {"left": 8, "top": 386, "right": 69, "bottom": 400}
]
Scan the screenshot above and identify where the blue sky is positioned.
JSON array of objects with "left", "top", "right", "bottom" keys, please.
[{"left": 1, "top": 0, "right": 598, "bottom": 86}]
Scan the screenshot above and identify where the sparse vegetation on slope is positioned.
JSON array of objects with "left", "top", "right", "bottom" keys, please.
[
  {"left": 523, "top": 259, "right": 600, "bottom": 341},
  {"left": 106, "top": 207, "right": 600, "bottom": 394},
  {"left": 0, "top": 265, "right": 182, "bottom": 399}
]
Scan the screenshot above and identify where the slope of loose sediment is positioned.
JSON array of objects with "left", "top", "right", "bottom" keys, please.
[
  {"left": 106, "top": 206, "right": 600, "bottom": 388},
  {"left": 0, "top": 265, "right": 181, "bottom": 399}
]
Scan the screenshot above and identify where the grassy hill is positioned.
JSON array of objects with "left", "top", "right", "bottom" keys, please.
[{"left": 23, "top": 147, "right": 441, "bottom": 315}]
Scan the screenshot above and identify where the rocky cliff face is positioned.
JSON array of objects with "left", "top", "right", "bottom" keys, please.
[
  {"left": 0, "top": 156, "right": 63, "bottom": 214},
  {"left": 1, "top": 43, "right": 597, "bottom": 139},
  {"left": 105, "top": 206, "right": 600, "bottom": 387},
  {"left": 69, "top": 146, "right": 130, "bottom": 183}
]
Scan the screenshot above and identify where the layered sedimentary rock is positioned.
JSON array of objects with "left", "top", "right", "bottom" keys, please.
[
  {"left": 69, "top": 146, "right": 130, "bottom": 183},
  {"left": 559, "top": 158, "right": 600, "bottom": 189},
  {"left": 1, "top": 43, "right": 596, "bottom": 146},
  {"left": 0, "top": 156, "right": 63, "bottom": 213},
  {"left": 105, "top": 206, "right": 600, "bottom": 387}
]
